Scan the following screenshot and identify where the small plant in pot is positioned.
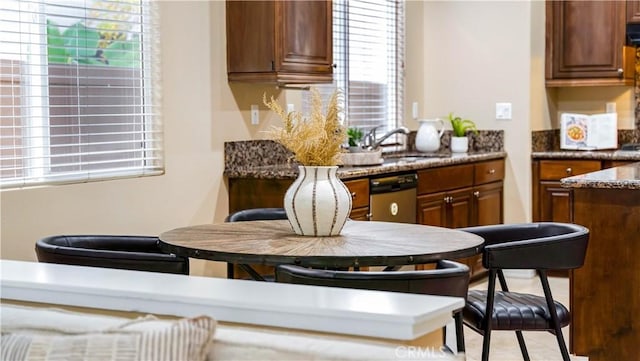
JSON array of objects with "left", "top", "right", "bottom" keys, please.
[
  {"left": 347, "top": 127, "right": 364, "bottom": 152},
  {"left": 448, "top": 112, "right": 478, "bottom": 153}
]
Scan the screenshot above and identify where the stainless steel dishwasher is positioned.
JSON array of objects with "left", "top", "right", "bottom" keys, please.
[{"left": 369, "top": 173, "right": 417, "bottom": 223}]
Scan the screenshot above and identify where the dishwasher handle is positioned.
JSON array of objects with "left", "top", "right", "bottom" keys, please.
[{"left": 369, "top": 173, "right": 418, "bottom": 194}]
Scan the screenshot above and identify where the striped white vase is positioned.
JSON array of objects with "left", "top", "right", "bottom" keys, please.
[{"left": 285, "top": 165, "right": 352, "bottom": 236}]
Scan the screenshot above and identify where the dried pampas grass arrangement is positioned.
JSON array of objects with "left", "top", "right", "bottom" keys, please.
[{"left": 264, "top": 88, "right": 346, "bottom": 166}]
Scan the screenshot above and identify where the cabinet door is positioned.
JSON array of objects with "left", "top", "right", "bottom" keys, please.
[
  {"left": 627, "top": 1, "right": 640, "bottom": 23},
  {"left": 349, "top": 207, "right": 370, "bottom": 221},
  {"left": 469, "top": 182, "right": 503, "bottom": 279},
  {"left": 277, "top": 1, "right": 333, "bottom": 74},
  {"left": 226, "top": 0, "right": 333, "bottom": 84},
  {"left": 540, "top": 181, "right": 573, "bottom": 223},
  {"left": 448, "top": 187, "right": 473, "bottom": 229},
  {"left": 228, "top": 178, "right": 292, "bottom": 213},
  {"left": 473, "top": 181, "right": 504, "bottom": 226},
  {"left": 417, "top": 192, "right": 447, "bottom": 227},
  {"left": 417, "top": 187, "right": 472, "bottom": 228},
  {"left": 345, "top": 176, "right": 370, "bottom": 221},
  {"left": 546, "top": 1, "right": 633, "bottom": 85}
]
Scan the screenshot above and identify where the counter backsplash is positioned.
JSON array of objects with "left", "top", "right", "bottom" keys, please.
[
  {"left": 531, "top": 129, "right": 640, "bottom": 152},
  {"left": 225, "top": 130, "right": 504, "bottom": 170}
]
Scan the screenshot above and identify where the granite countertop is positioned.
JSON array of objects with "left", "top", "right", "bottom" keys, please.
[
  {"left": 531, "top": 150, "right": 640, "bottom": 161},
  {"left": 561, "top": 162, "right": 640, "bottom": 190},
  {"left": 225, "top": 151, "right": 507, "bottom": 180}
]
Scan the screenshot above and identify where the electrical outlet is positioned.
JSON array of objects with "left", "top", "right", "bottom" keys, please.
[
  {"left": 496, "top": 102, "right": 512, "bottom": 120},
  {"left": 412, "top": 102, "right": 419, "bottom": 119},
  {"left": 251, "top": 105, "right": 259, "bottom": 125},
  {"left": 287, "top": 104, "right": 295, "bottom": 113}
]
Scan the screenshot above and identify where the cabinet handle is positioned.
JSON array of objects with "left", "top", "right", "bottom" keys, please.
[
  {"left": 443, "top": 196, "right": 450, "bottom": 203},
  {"left": 474, "top": 191, "right": 480, "bottom": 197},
  {"left": 330, "top": 64, "right": 337, "bottom": 69},
  {"left": 565, "top": 167, "right": 572, "bottom": 175},
  {"left": 488, "top": 169, "right": 496, "bottom": 174},
  {"left": 618, "top": 68, "right": 624, "bottom": 78},
  {"left": 366, "top": 213, "right": 372, "bottom": 220},
  {"left": 350, "top": 192, "right": 357, "bottom": 199}
]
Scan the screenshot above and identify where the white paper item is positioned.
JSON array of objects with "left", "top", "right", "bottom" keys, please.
[{"left": 560, "top": 113, "right": 618, "bottom": 150}]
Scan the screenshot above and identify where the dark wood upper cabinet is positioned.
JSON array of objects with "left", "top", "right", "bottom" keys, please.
[
  {"left": 226, "top": 0, "right": 333, "bottom": 85},
  {"left": 627, "top": 1, "right": 640, "bottom": 23},
  {"left": 545, "top": 1, "right": 635, "bottom": 87}
]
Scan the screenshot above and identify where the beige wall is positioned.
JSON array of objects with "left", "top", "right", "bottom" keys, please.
[
  {"left": 3, "top": 1, "right": 632, "bottom": 275},
  {"left": 405, "top": 1, "right": 536, "bottom": 223}
]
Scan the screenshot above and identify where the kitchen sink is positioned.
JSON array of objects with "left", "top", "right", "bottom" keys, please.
[{"left": 382, "top": 153, "right": 450, "bottom": 164}]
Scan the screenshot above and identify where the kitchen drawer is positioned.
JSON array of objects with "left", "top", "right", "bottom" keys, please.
[
  {"left": 418, "top": 164, "right": 474, "bottom": 195},
  {"left": 344, "top": 178, "right": 369, "bottom": 209},
  {"left": 539, "top": 160, "right": 601, "bottom": 180},
  {"left": 474, "top": 159, "right": 505, "bottom": 185}
]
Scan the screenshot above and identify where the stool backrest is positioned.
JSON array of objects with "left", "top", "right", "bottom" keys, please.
[{"left": 35, "top": 235, "right": 189, "bottom": 275}]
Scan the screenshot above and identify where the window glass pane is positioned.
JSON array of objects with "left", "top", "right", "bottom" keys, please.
[{"left": 0, "top": 0, "right": 162, "bottom": 189}]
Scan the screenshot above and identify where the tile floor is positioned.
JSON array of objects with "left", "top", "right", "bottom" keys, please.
[{"left": 461, "top": 275, "right": 588, "bottom": 361}]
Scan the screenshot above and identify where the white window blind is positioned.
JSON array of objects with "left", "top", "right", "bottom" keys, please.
[
  {"left": 307, "top": 0, "right": 404, "bottom": 142},
  {"left": 0, "top": 0, "right": 162, "bottom": 189}
]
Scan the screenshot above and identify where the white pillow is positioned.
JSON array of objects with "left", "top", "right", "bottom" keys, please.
[{"left": 1, "top": 312, "right": 216, "bottom": 361}]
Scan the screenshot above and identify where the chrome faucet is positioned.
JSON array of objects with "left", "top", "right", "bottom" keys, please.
[{"left": 365, "top": 126, "right": 410, "bottom": 151}]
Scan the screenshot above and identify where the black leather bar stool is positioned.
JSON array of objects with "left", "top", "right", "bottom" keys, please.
[
  {"left": 35, "top": 235, "right": 189, "bottom": 275},
  {"left": 459, "top": 222, "right": 589, "bottom": 361}
]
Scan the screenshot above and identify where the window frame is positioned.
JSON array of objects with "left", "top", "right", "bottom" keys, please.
[{"left": 0, "top": 0, "right": 163, "bottom": 189}]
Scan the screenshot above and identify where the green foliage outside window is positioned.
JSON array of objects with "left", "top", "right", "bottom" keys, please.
[
  {"left": 46, "top": 0, "right": 141, "bottom": 68},
  {"left": 46, "top": 20, "right": 140, "bottom": 68}
]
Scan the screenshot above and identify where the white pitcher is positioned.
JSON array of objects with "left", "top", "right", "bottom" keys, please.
[{"left": 415, "top": 119, "right": 445, "bottom": 152}]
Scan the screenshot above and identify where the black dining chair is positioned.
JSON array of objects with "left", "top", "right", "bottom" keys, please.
[
  {"left": 35, "top": 235, "right": 190, "bottom": 275},
  {"left": 225, "top": 207, "right": 287, "bottom": 280},
  {"left": 459, "top": 222, "right": 589, "bottom": 361},
  {"left": 275, "top": 260, "right": 470, "bottom": 353}
]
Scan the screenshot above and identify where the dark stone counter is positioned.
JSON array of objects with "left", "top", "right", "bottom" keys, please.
[
  {"left": 225, "top": 151, "right": 507, "bottom": 180},
  {"left": 561, "top": 162, "right": 640, "bottom": 190},
  {"left": 532, "top": 150, "right": 640, "bottom": 161},
  {"left": 225, "top": 131, "right": 506, "bottom": 180}
]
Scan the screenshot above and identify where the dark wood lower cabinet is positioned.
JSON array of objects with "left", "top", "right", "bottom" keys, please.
[
  {"left": 533, "top": 159, "right": 616, "bottom": 277},
  {"left": 228, "top": 178, "right": 293, "bottom": 213},
  {"left": 540, "top": 181, "right": 573, "bottom": 223},
  {"left": 571, "top": 188, "right": 640, "bottom": 361},
  {"left": 417, "top": 188, "right": 473, "bottom": 229},
  {"left": 416, "top": 160, "right": 505, "bottom": 279},
  {"left": 473, "top": 182, "right": 503, "bottom": 226}
]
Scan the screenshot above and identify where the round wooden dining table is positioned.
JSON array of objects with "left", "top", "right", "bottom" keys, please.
[{"left": 159, "top": 220, "right": 484, "bottom": 280}]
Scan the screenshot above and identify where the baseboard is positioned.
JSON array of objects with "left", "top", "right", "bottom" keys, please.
[{"left": 503, "top": 269, "right": 536, "bottom": 278}]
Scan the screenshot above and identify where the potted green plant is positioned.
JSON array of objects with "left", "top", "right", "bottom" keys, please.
[
  {"left": 448, "top": 112, "right": 478, "bottom": 153},
  {"left": 347, "top": 127, "right": 364, "bottom": 152}
]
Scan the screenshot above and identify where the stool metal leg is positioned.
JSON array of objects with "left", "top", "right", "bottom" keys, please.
[
  {"left": 481, "top": 270, "right": 497, "bottom": 361},
  {"left": 515, "top": 330, "right": 530, "bottom": 361},
  {"left": 539, "top": 270, "right": 571, "bottom": 361}
]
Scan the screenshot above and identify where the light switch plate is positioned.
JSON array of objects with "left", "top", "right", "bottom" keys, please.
[
  {"left": 606, "top": 102, "right": 616, "bottom": 113},
  {"left": 496, "top": 102, "right": 512, "bottom": 120}
]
